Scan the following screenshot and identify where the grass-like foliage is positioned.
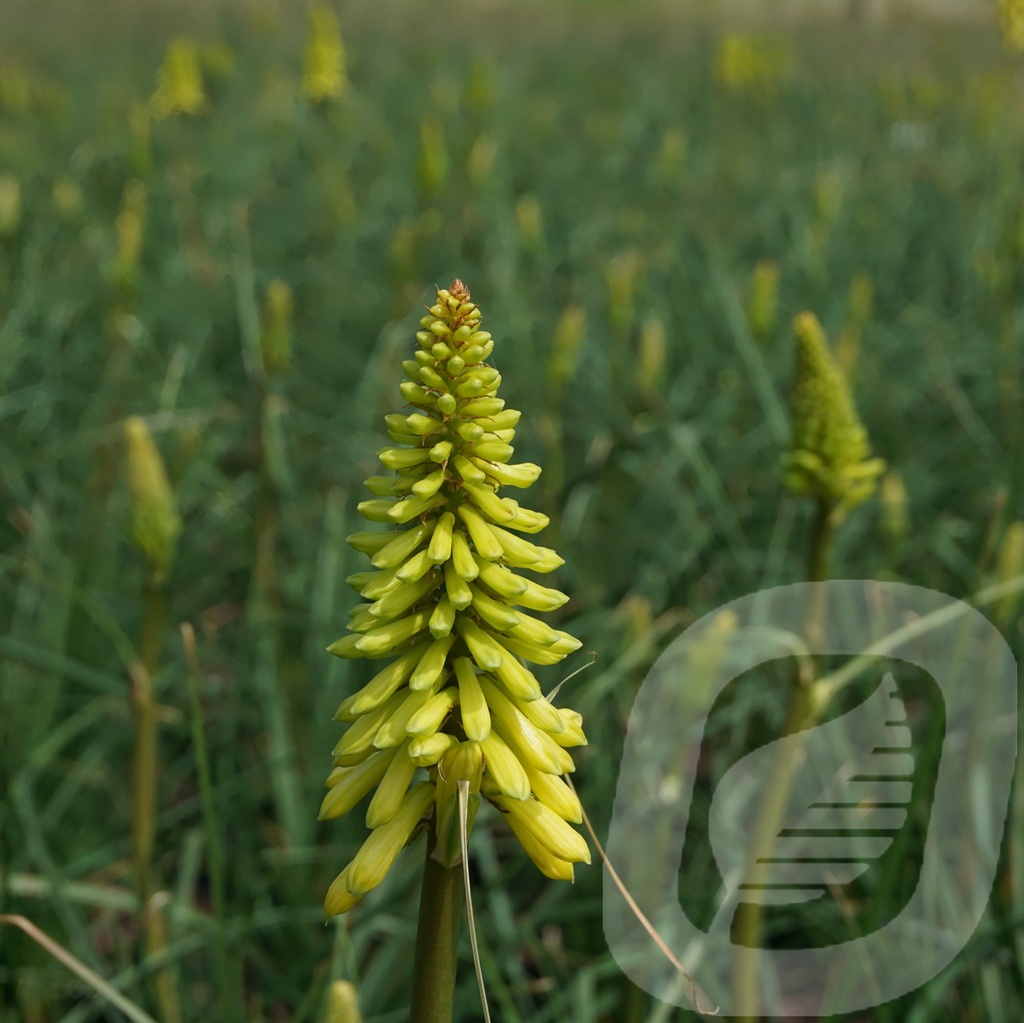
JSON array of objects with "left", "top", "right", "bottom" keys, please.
[{"left": 0, "top": 2, "right": 1022, "bottom": 1021}]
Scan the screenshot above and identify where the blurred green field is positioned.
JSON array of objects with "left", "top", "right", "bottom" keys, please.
[{"left": 1, "top": 1, "right": 1023, "bottom": 1021}]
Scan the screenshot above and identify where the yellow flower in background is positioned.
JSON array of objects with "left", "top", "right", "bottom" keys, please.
[
  {"left": 260, "top": 280, "right": 294, "bottom": 378},
  {"left": 781, "top": 312, "right": 885, "bottom": 522},
  {"left": 0, "top": 173, "right": 21, "bottom": 236},
  {"left": 150, "top": 37, "right": 206, "bottom": 119},
  {"left": 303, "top": 4, "right": 347, "bottom": 103},
  {"left": 715, "top": 34, "right": 791, "bottom": 92},
  {"left": 321, "top": 281, "right": 589, "bottom": 916},
  {"left": 999, "top": 0, "right": 1024, "bottom": 51},
  {"left": 124, "top": 417, "right": 182, "bottom": 583},
  {"left": 747, "top": 260, "right": 780, "bottom": 341}
]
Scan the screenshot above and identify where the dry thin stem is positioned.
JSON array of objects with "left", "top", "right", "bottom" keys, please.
[
  {"left": 565, "top": 778, "right": 719, "bottom": 1016},
  {"left": 458, "top": 780, "right": 492, "bottom": 1023},
  {"left": 0, "top": 914, "right": 160, "bottom": 1023}
]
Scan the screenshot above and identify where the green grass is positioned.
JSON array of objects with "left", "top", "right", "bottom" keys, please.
[{"left": 1, "top": 2, "right": 1022, "bottom": 1020}]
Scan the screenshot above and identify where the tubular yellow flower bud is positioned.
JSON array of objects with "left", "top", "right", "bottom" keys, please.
[
  {"left": 321, "top": 282, "right": 587, "bottom": 916},
  {"left": 124, "top": 416, "right": 181, "bottom": 583},
  {"left": 345, "top": 782, "right": 434, "bottom": 895},
  {"left": 781, "top": 312, "right": 885, "bottom": 523},
  {"left": 322, "top": 979, "right": 363, "bottom": 1023}
]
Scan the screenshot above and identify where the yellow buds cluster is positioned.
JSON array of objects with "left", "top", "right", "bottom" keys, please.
[
  {"left": 416, "top": 118, "right": 449, "bottom": 198},
  {"left": 303, "top": 4, "right": 347, "bottom": 103},
  {"left": 321, "top": 282, "right": 589, "bottom": 916},
  {"left": 714, "top": 34, "right": 791, "bottom": 92},
  {"left": 260, "top": 279, "right": 293, "bottom": 378},
  {"left": 999, "top": 0, "right": 1024, "bottom": 52},
  {"left": 878, "top": 469, "right": 909, "bottom": 545},
  {"left": 124, "top": 417, "right": 182, "bottom": 583},
  {"left": 150, "top": 38, "right": 206, "bottom": 119},
  {"left": 781, "top": 312, "right": 885, "bottom": 522},
  {"left": 0, "top": 173, "right": 21, "bottom": 237}
]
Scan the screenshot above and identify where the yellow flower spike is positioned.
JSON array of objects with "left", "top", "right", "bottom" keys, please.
[
  {"left": 124, "top": 417, "right": 181, "bottom": 584},
  {"left": 322, "top": 281, "right": 587, "bottom": 914},
  {"left": 302, "top": 4, "right": 347, "bottom": 104},
  {"left": 344, "top": 783, "right": 435, "bottom": 897},
  {"left": 150, "top": 37, "right": 206, "bottom": 119},
  {"left": 781, "top": 312, "right": 885, "bottom": 523}
]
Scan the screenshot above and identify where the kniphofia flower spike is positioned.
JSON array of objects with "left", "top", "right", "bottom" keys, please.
[{"left": 321, "top": 281, "right": 589, "bottom": 918}]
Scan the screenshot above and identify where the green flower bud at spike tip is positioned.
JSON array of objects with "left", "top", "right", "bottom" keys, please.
[
  {"left": 124, "top": 416, "right": 181, "bottom": 583},
  {"left": 781, "top": 311, "right": 885, "bottom": 524},
  {"left": 322, "top": 281, "right": 588, "bottom": 917}
]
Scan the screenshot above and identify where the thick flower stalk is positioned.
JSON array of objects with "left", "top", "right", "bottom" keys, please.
[
  {"left": 781, "top": 311, "right": 885, "bottom": 524},
  {"left": 321, "top": 281, "right": 589, "bottom": 918}
]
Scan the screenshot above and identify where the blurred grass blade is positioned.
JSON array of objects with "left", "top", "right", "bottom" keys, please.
[{"left": 0, "top": 915, "right": 160, "bottom": 1023}]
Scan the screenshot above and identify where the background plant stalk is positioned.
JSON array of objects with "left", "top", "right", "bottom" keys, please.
[{"left": 732, "top": 496, "right": 834, "bottom": 1020}]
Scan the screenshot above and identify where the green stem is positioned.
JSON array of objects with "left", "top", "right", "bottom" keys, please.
[
  {"left": 410, "top": 827, "right": 463, "bottom": 1023},
  {"left": 132, "top": 580, "right": 183, "bottom": 1023},
  {"left": 731, "top": 498, "right": 834, "bottom": 1020},
  {"left": 132, "top": 581, "right": 164, "bottom": 903}
]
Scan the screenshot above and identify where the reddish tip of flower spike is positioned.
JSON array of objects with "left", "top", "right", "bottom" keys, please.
[{"left": 449, "top": 279, "right": 471, "bottom": 302}]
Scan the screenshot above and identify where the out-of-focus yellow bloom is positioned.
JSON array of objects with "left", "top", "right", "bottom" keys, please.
[
  {"left": 999, "top": 0, "right": 1024, "bottom": 51},
  {"left": 0, "top": 173, "right": 21, "bottom": 236},
  {"left": 416, "top": 118, "right": 449, "bottom": 198},
  {"left": 715, "top": 34, "right": 791, "bottom": 92},
  {"left": 322, "top": 980, "right": 362, "bottom": 1023},
  {"left": 150, "top": 38, "right": 206, "bottom": 119},
  {"left": 303, "top": 4, "right": 347, "bottom": 103},
  {"left": 124, "top": 417, "right": 182, "bottom": 583},
  {"left": 515, "top": 195, "right": 543, "bottom": 251},
  {"left": 747, "top": 260, "right": 780, "bottom": 341},
  {"left": 878, "top": 470, "right": 909, "bottom": 545},
  {"left": 547, "top": 304, "right": 586, "bottom": 390}
]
